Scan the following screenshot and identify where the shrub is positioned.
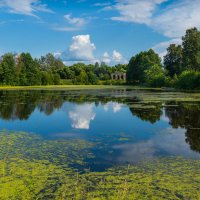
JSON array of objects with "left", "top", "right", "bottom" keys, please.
[{"left": 176, "top": 70, "right": 200, "bottom": 90}]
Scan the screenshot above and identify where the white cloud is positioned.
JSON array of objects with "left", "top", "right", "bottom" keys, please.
[
  {"left": 112, "top": 50, "right": 123, "bottom": 62},
  {"left": 53, "top": 14, "right": 91, "bottom": 32},
  {"left": 102, "top": 52, "right": 111, "bottom": 64},
  {"left": 68, "top": 103, "right": 96, "bottom": 129},
  {"left": 64, "top": 14, "right": 87, "bottom": 27},
  {"left": 55, "top": 35, "right": 126, "bottom": 65},
  {"left": 152, "top": 0, "right": 200, "bottom": 38},
  {"left": 69, "top": 35, "right": 96, "bottom": 61},
  {"left": 107, "top": 0, "right": 200, "bottom": 58},
  {"left": 109, "top": 0, "right": 200, "bottom": 38},
  {"left": 101, "top": 50, "right": 126, "bottom": 65},
  {"left": 111, "top": 0, "right": 166, "bottom": 25},
  {"left": 0, "top": 0, "right": 53, "bottom": 16},
  {"left": 94, "top": 2, "right": 111, "bottom": 7},
  {"left": 57, "top": 35, "right": 96, "bottom": 63}
]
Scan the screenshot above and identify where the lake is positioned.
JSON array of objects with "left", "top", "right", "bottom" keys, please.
[{"left": 0, "top": 89, "right": 200, "bottom": 199}]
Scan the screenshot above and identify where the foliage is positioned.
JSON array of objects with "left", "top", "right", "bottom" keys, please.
[
  {"left": 127, "top": 49, "right": 162, "bottom": 84},
  {"left": 176, "top": 70, "right": 200, "bottom": 90},
  {"left": 144, "top": 64, "right": 168, "bottom": 87},
  {"left": 0, "top": 53, "right": 16, "bottom": 85},
  {"left": 182, "top": 27, "right": 200, "bottom": 71},
  {"left": 164, "top": 44, "right": 183, "bottom": 77}
]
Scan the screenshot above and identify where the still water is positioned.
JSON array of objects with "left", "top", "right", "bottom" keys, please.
[{"left": 0, "top": 89, "right": 199, "bottom": 171}]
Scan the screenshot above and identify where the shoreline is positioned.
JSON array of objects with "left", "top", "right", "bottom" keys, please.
[{"left": 0, "top": 85, "right": 199, "bottom": 93}]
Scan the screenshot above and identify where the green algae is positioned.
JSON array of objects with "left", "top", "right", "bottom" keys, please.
[
  {"left": 0, "top": 131, "right": 94, "bottom": 168},
  {"left": 0, "top": 131, "right": 199, "bottom": 200}
]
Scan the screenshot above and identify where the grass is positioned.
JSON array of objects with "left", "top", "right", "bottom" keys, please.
[{"left": 0, "top": 85, "right": 165, "bottom": 91}]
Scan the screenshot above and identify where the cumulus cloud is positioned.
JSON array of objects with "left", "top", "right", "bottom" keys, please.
[
  {"left": 112, "top": 50, "right": 123, "bottom": 62},
  {"left": 56, "top": 35, "right": 126, "bottom": 65},
  {"left": 102, "top": 52, "right": 111, "bottom": 64},
  {"left": 0, "top": 0, "right": 53, "bottom": 16},
  {"left": 68, "top": 103, "right": 96, "bottom": 129},
  {"left": 101, "top": 50, "right": 126, "bottom": 65},
  {"left": 57, "top": 35, "right": 96, "bottom": 63},
  {"left": 69, "top": 35, "right": 96, "bottom": 61}
]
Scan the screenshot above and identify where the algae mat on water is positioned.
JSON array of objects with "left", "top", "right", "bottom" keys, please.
[{"left": 0, "top": 131, "right": 199, "bottom": 200}]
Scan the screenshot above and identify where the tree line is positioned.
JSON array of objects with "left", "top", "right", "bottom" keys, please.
[
  {"left": 0, "top": 52, "right": 127, "bottom": 86},
  {"left": 127, "top": 27, "right": 200, "bottom": 89},
  {"left": 0, "top": 27, "right": 200, "bottom": 89}
]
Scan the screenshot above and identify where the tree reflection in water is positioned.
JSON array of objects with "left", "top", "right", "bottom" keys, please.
[{"left": 0, "top": 90, "right": 199, "bottom": 153}]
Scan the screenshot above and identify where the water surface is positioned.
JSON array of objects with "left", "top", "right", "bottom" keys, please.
[{"left": 0, "top": 89, "right": 199, "bottom": 171}]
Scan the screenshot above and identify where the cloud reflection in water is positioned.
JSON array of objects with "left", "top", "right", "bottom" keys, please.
[{"left": 68, "top": 103, "right": 96, "bottom": 129}]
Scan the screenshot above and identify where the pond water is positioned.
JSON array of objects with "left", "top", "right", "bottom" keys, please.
[{"left": 0, "top": 89, "right": 199, "bottom": 172}]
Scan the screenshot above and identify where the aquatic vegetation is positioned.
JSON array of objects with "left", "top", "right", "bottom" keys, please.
[
  {"left": 0, "top": 131, "right": 94, "bottom": 168},
  {"left": 0, "top": 156, "right": 199, "bottom": 199},
  {"left": 57, "top": 158, "right": 200, "bottom": 200},
  {"left": 0, "top": 158, "right": 69, "bottom": 200},
  {"left": 0, "top": 131, "right": 199, "bottom": 199},
  {"left": 0, "top": 89, "right": 200, "bottom": 199}
]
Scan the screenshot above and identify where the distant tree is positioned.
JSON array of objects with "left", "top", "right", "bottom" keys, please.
[
  {"left": 53, "top": 73, "right": 61, "bottom": 85},
  {"left": 95, "top": 62, "right": 100, "bottom": 68},
  {"left": 88, "top": 71, "right": 99, "bottom": 84},
  {"left": 38, "top": 53, "right": 65, "bottom": 71},
  {"left": 0, "top": 63, "right": 3, "bottom": 83},
  {"left": 18, "top": 53, "right": 41, "bottom": 86},
  {"left": 164, "top": 44, "right": 183, "bottom": 77},
  {"left": 127, "top": 49, "right": 161, "bottom": 84},
  {"left": 182, "top": 27, "right": 200, "bottom": 71},
  {"left": 41, "top": 71, "right": 53, "bottom": 85},
  {"left": 74, "top": 70, "right": 88, "bottom": 84},
  {"left": 0, "top": 53, "right": 15, "bottom": 85}
]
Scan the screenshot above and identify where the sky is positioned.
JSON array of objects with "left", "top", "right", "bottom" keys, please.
[{"left": 0, "top": 0, "right": 200, "bottom": 65}]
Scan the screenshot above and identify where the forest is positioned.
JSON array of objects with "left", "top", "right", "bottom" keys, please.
[{"left": 0, "top": 27, "right": 200, "bottom": 90}]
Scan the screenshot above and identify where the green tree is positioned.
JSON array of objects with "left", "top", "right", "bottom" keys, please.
[
  {"left": 127, "top": 49, "right": 161, "bottom": 84},
  {"left": 74, "top": 70, "right": 88, "bottom": 84},
  {"left": 176, "top": 70, "right": 200, "bottom": 90},
  {"left": 41, "top": 71, "right": 53, "bottom": 85},
  {"left": 88, "top": 71, "right": 99, "bottom": 84},
  {"left": 164, "top": 44, "right": 183, "bottom": 77},
  {"left": 0, "top": 53, "right": 15, "bottom": 85},
  {"left": 53, "top": 73, "right": 60, "bottom": 85},
  {"left": 38, "top": 53, "right": 65, "bottom": 71},
  {"left": 19, "top": 53, "right": 41, "bottom": 86},
  {"left": 144, "top": 65, "right": 167, "bottom": 87},
  {"left": 182, "top": 27, "right": 200, "bottom": 71}
]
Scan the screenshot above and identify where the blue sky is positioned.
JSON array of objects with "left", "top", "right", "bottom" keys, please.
[{"left": 0, "top": 0, "right": 200, "bottom": 65}]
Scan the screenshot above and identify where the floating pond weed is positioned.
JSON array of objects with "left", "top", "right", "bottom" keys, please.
[{"left": 0, "top": 131, "right": 199, "bottom": 199}]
